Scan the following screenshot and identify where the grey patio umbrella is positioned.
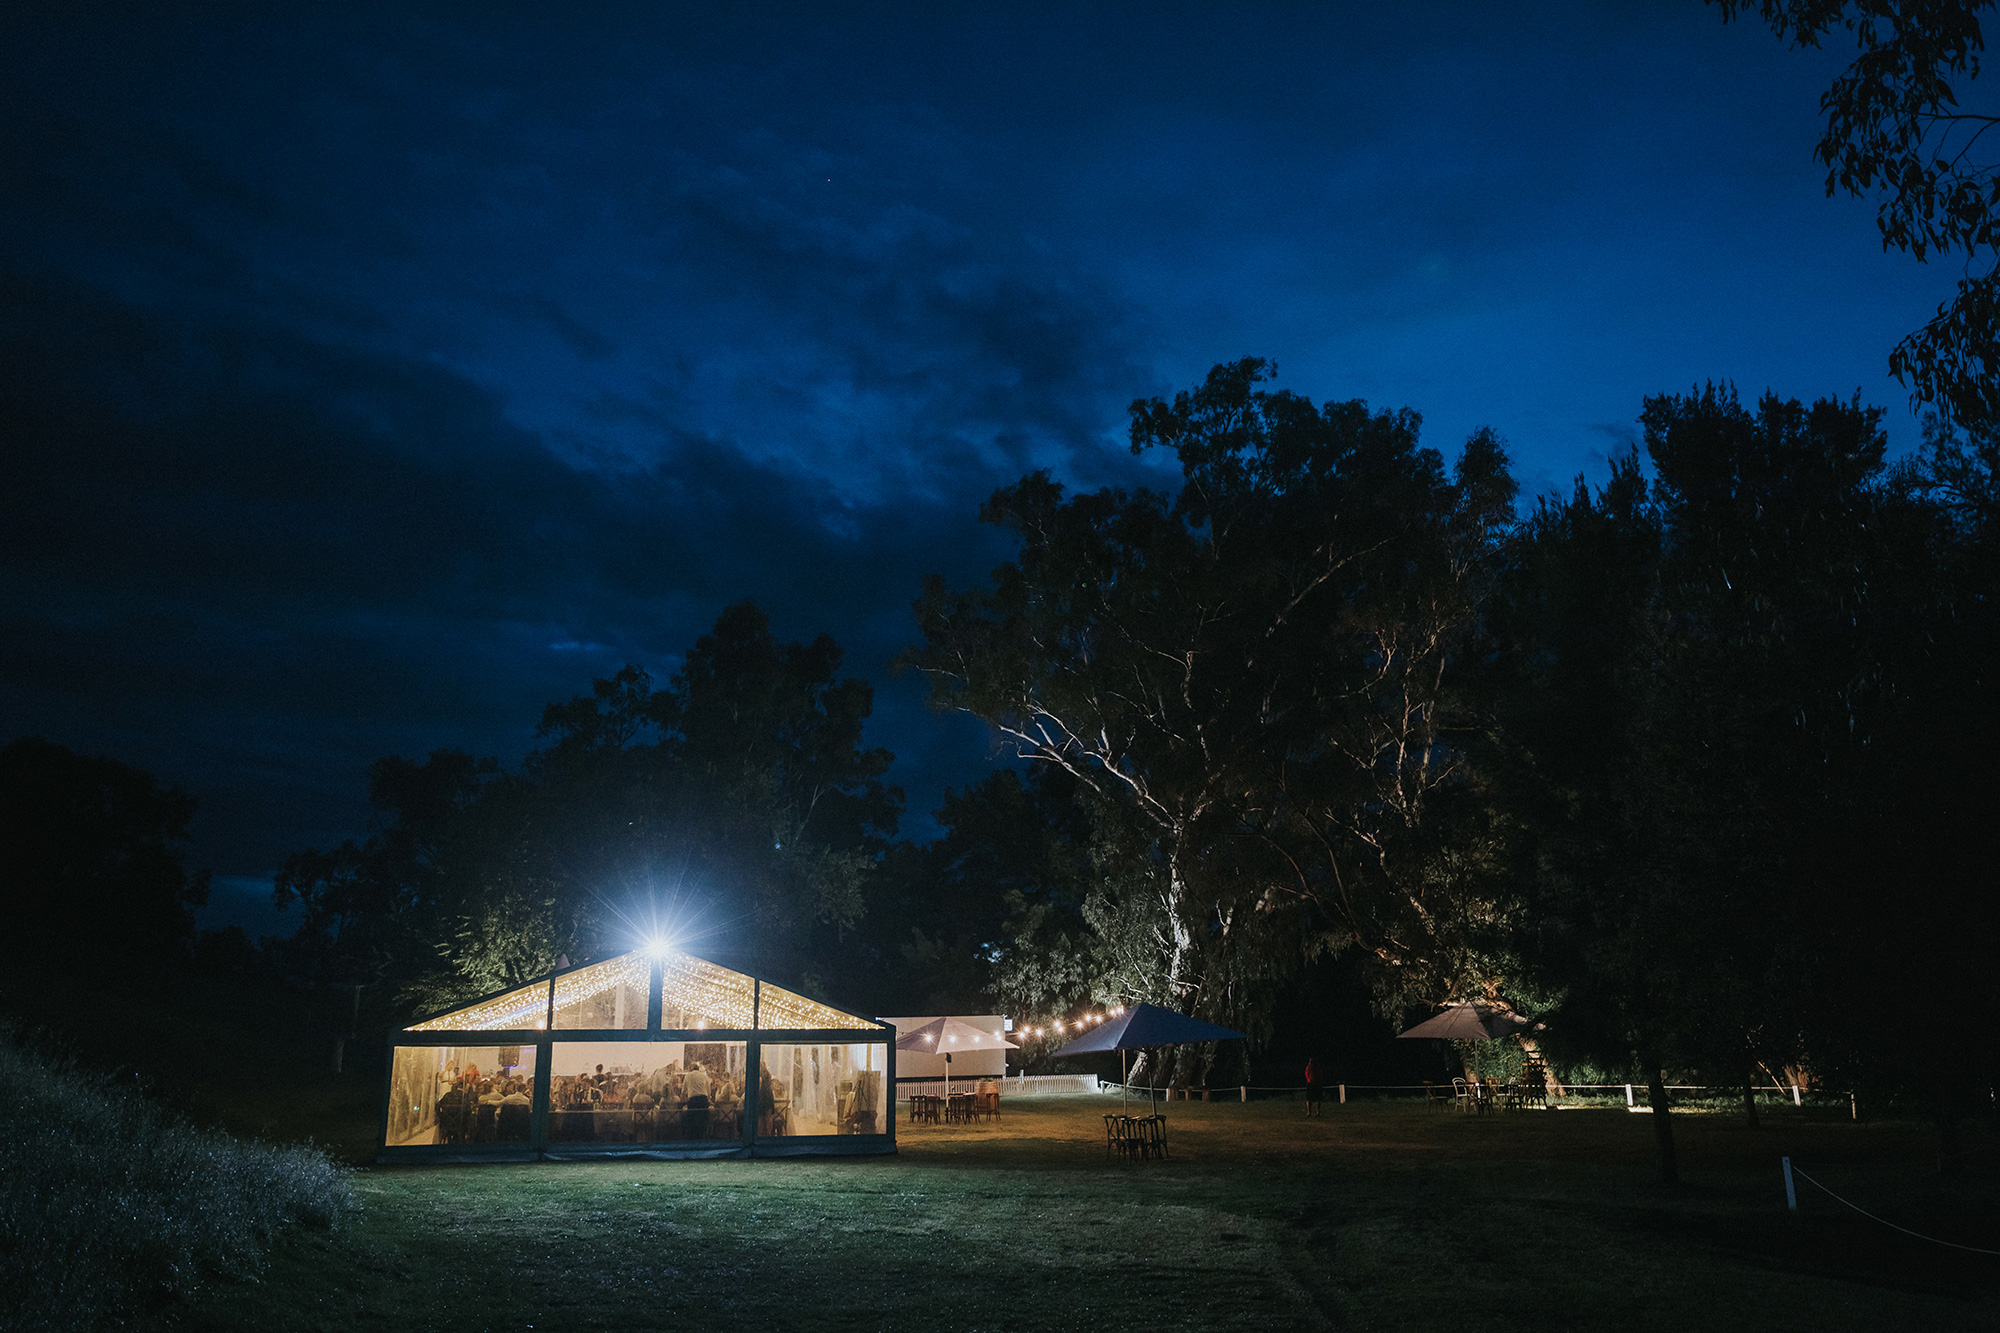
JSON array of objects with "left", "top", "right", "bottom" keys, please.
[
  {"left": 1396, "top": 1001, "right": 1531, "bottom": 1042},
  {"left": 1051, "top": 1002, "right": 1247, "bottom": 1113},
  {"left": 892, "top": 1016, "right": 1017, "bottom": 1101}
]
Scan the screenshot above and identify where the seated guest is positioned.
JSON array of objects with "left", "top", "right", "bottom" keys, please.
[
  {"left": 434, "top": 1083, "right": 465, "bottom": 1144},
  {"left": 713, "top": 1081, "right": 741, "bottom": 1138},
  {"left": 498, "top": 1080, "right": 532, "bottom": 1141},
  {"left": 476, "top": 1080, "right": 502, "bottom": 1142}
]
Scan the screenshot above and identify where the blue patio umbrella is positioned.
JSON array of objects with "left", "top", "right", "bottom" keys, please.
[{"left": 1052, "top": 1002, "right": 1246, "bottom": 1113}]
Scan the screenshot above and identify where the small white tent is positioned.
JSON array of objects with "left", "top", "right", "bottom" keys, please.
[{"left": 880, "top": 1015, "right": 1010, "bottom": 1079}]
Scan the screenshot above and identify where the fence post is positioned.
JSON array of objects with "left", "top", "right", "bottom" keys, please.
[
  {"left": 1781, "top": 1156, "right": 1797, "bottom": 1212},
  {"left": 1240, "top": 1085, "right": 1247, "bottom": 1103},
  {"left": 1624, "top": 1083, "right": 1634, "bottom": 1107},
  {"left": 1791, "top": 1083, "right": 1801, "bottom": 1107}
]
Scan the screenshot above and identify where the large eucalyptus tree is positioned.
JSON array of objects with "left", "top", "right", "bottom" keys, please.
[{"left": 909, "top": 360, "right": 1516, "bottom": 1046}]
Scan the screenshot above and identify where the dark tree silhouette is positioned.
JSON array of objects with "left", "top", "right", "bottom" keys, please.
[
  {"left": 274, "top": 602, "right": 899, "bottom": 1017},
  {"left": 0, "top": 737, "right": 208, "bottom": 975},
  {"left": 863, "top": 765, "right": 1099, "bottom": 1018},
  {"left": 1497, "top": 380, "right": 2000, "bottom": 1179}
]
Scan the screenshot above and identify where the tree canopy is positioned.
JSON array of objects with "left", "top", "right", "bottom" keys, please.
[
  {"left": 0, "top": 737, "right": 209, "bottom": 974},
  {"left": 907, "top": 360, "right": 1516, "bottom": 1065},
  {"left": 272, "top": 601, "right": 899, "bottom": 1016},
  {"left": 1715, "top": 0, "right": 2000, "bottom": 423}
]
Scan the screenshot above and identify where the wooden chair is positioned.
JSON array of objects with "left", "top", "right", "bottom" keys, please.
[
  {"left": 1424, "top": 1080, "right": 1450, "bottom": 1110},
  {"left": 1451, "top": 1077, "right": 1472, "bottom": 1111},
  {"left": 1104, "top": 1112, "right": 1127, "bottom": 1158}
]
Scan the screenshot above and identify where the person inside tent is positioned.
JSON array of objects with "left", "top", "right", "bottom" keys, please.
[{"left": 683, "top": 1061, "right": 712, "bottom": 1139}]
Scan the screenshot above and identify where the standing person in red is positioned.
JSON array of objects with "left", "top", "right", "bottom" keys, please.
[{"left": 1304, "top": 1055, "right": 1324, "bottom": 1117}]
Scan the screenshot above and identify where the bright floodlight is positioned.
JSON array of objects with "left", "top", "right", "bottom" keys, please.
[{"left": 644, "top": 935, "right": 674, "bottom": 959}]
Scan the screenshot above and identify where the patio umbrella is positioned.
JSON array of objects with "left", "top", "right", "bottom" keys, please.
[
  {"left": 892, "top": 1016, "right": 1017, "bottom": 1101},
  {"left": 1396, "top": 1001, "right": 1531, "bottom": 1041},
  {"left": 1051, "top": 1002, "right": 1247, "bottom": 1113}
]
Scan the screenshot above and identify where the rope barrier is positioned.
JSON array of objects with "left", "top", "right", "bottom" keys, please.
[{"left": 1787, "top": 1162, "right": 2000, "bottom": 1256}]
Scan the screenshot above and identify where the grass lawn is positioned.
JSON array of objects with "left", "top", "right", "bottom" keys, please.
[{"left": 187, "top": 1096, "right": 1999, "bottom": 1332}]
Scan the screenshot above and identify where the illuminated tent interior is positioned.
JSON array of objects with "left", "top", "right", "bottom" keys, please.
[{"left": 382, "top": 948, "right": 894, "bottom": 1159}]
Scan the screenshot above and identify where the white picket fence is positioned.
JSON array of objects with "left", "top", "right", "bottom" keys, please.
[{"left": 896, "top": 1072, "right": 1103, "bottom": 1098}]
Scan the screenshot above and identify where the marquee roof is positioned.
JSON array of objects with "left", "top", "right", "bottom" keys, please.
[{"left": 404, "top": 947, "right": 881, "bottom": 1033}]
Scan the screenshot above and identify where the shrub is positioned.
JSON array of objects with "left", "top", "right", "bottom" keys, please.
[{"left": 0, "top": 1025, "right": 355, "bottom": 1330}]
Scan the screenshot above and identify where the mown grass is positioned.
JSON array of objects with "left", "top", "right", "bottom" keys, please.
[
  {"left": 179, "top": 1095, "right": 2000, "bottom": 1332},
  {"left": 0, "top": 1028, "right": 356, "bottom": 1331}
]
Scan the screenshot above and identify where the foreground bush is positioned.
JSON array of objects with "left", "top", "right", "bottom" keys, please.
[{"left": 0, "top": 1026, "right": 355, "bottom": 1330}]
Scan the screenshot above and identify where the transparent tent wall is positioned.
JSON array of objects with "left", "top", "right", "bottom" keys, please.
[
  {"left": 757, "top": 1042, "right": 887, "bottom": 1137},
  {"left": 547, "top": 1040, "right": 748, "bottom": 1144},
  {"left": 386, "top": 1044, "right": 539, "bottom": 1147}
]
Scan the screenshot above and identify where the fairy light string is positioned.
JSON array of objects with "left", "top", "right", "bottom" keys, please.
[{"left": 408, "top": 947, "right": 880, "bottom": 1033}]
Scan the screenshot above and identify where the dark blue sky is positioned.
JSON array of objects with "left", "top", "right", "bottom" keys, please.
[{"left": 0, "top": 3, "right": 1949, "bottom": 933}]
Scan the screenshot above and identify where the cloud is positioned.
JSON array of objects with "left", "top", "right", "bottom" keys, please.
[
  {"left": 0, "top": 0, "right": 1942, "bottom": 898},
  {"left": 0, "top": 273, "right": 1032, "bottom": 875}
]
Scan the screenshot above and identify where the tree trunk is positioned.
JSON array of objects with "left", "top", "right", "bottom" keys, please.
[
  {"left": 1159, "top": 846, "right": 1200, "bottom": 1091},
  {"left": 1647, "top": 1064, "right": 1678, "bottom": 1185},
  {"left": 1742, "top": 1068, "right": 1760, "bottom": 1130},
  {"left": 1162, "top": 850, "right": 1198, "bottom": 1003}
]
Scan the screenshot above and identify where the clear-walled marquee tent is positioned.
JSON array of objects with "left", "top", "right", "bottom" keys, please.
[{"left": 381, "top": 947, "right": 895, "bottom": 1160}]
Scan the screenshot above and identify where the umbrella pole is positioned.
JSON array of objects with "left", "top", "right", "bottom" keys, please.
[{"left": 1122, "top": 1048, "right": 1128, "bottom": 1112}]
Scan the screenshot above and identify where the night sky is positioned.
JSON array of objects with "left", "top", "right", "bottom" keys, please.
[{"left": 1, "top": 3, "right": 1946, "bottom": 935}]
